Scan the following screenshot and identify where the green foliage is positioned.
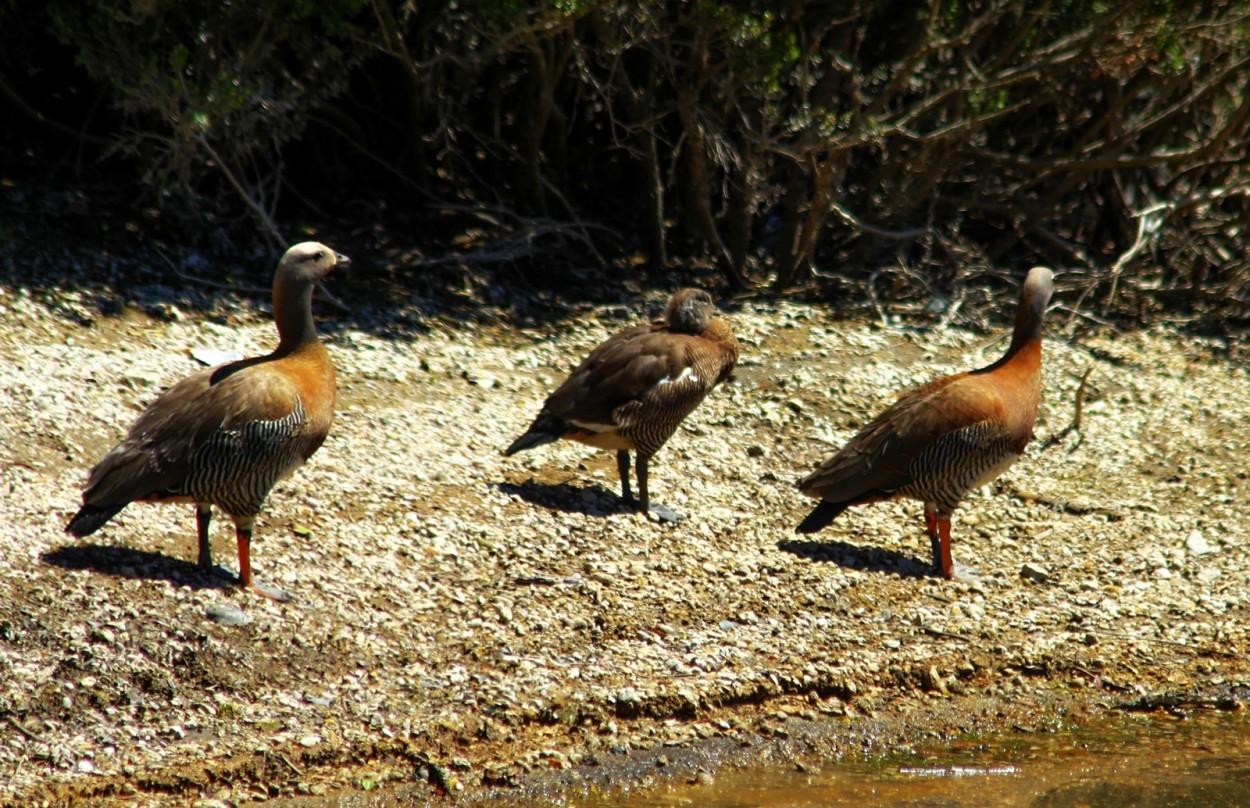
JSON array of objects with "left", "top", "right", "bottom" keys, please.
[{"left": 43, "top": 0, "right": 366, "bottom": 215}]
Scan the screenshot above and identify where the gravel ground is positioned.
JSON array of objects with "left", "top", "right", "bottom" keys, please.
[{"left": 1, "top": 274, "right": 1248, "bottom": 806}]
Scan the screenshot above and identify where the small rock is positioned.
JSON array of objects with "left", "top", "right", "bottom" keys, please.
[
  {"left": 1186, "top": 529, "right": 1215, "bottom": 555},
  {"left": 121, "top": 371, "right": 161, "bottom": 388},
  {"left": 190, "top": 347, "right": 243, "bottom": 366},
  {"left": 922, "top": 666, "right": 948, "bottom": 694},
  {"left": 205, "top": 603, "right": 251, "bottom": 627},
  {"left": 299, "top": 735, "right": 321, "bottom": 747},
  {"left": 463, "top": 369, "right": 498, "bottom": 389},
  {"left": 1066, "top": 496, "right": 1097, "bottom": 513},
  {"left": 1020, "top": 562, "right": 1050, "bottom": 583}
]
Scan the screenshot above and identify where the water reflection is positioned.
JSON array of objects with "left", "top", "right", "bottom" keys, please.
[{"left": 584, "top": 710, "right": 1250, "bottom": 807}]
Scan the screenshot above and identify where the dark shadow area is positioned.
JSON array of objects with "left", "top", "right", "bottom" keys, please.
[
  {"left": 41, "top": 544, "right": 237, "bottom": 592},
  {"left": 493, "top": 479, "right": 636, "bottom": 519},
  {"left": 0, "top": 199, "right": 744, "bottom": 353},
  {"left": 777, "top": 538, "right": 934, "bottom": 579},
  {"left": 7, "top": 0, "right": 1250, "bottom": 351},
  {"left": 0, "top": 142, "right": 743, "bottom": 348}
]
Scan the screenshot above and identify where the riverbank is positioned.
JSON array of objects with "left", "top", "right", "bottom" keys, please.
[{"left": 2, "top": 265, "right": 1247, "bottom": 805}]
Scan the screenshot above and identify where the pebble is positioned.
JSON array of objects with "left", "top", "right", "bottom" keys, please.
[
  {"left": 190, "top": 347, "right": 243, "bottom": 366},
  {"left": 463, "top": 369, "right": 498, "bottom": 389},
  {"left": 205, "top": 603, "right": 251, "bottom": 627},
  {"left": 1020, "top": 562, "right": 1050, "bottom": 583},
  {"left": 1186, "top": 530, "right": 1215, "bottom": 555},
  {"left": 4, "top": 285, "right": 1249, "bottom": 806}
]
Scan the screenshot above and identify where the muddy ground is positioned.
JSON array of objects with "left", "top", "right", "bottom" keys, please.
[{"left": 1, "top": 243, "right": 1248, "bottom": 806}]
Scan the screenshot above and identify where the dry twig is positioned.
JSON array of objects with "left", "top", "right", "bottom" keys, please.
[
  {"left": 3, "top": 714, "right": 50, "bottom": 744},
  {"left": 1040, "top": 366, "right": 1093, "bottom": 452}
]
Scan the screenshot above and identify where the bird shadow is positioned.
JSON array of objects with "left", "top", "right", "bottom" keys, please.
[
  {"left": 493, "top": 479, "right": 637, "bottom": 518},
  {"left": 776, "top": 538, "right": 935, "bottom": 579},
  {"left": 41, "top": 544, "right": 237, "bottom": 591}
]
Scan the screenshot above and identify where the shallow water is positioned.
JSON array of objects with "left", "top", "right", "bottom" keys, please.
[{"left": 580, "top": 710, "right": 1250, "bottom": 808}]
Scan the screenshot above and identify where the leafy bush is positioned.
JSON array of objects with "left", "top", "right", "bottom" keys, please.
[
  {"left": 2, "top": 0, "right": 1247, "bottom": 322},
  {"left": 42, "top": 0, "right": 366, "bottom": 240}
]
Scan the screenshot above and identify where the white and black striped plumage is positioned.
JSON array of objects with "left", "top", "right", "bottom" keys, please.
[
  {"left": 796, "top": 267, "right": 1055, "bottom": 579},
  {"left": 66, "top": 242, "right": 347, "bottom": 599},
  {"left": 506, "top": 288, "right": 739, "bottom": 521}
]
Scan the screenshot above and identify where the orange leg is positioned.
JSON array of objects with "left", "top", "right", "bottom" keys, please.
[
  {"left": 234, "top": 519, "right": 291, "bottom": 601},
  {"left": 931, "top": 516, "right": 954, "bottom": 580},
  {"left": 923, "top": 508, "right": 939, "bottom": 540},
  {"left": 235, "top": 524, "right": 255, "bottom": 589}
]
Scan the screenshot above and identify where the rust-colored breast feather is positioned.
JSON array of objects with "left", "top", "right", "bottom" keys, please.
[{"left": 274, "top": 344, "right": 337, "bottom": 450}]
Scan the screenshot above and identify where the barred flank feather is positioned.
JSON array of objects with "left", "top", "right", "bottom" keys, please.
[
  {"left": 901, "top": 422, "right": 1019, "bottom": 516},
  {"left": 180, "top": 400, "right": 310, "bottom": 516}
]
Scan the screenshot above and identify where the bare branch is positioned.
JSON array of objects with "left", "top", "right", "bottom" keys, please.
[
  {"left": 1040, "top": 366, "right": 1093, "bottom": 452},
  {"left": 194, "top": 134, "right": 285, "bottom": 249},
  {"left": 830, "top": 202, "right": 927, "bottom": 240}
]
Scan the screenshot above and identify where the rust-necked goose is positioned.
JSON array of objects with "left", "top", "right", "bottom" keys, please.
[
  {"left": 67, "top": 242, "right": 348, "bottom": 600},
  {"left": 796, "top": 267, "right": 1055, "bottom": 579}
]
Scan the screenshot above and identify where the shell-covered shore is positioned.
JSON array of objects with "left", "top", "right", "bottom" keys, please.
[{"left": 2, "top": 275, "right": 1247, "bottom": 805}]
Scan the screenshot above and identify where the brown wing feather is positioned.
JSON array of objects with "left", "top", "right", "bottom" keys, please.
[
  {"left": 82, "top": 358, "right": 303, "bottom": 506},
  {"left": 542, "top": 326, "right": 695, "bottom": 427},
  {"left": 798, "top": 373, "right": 1008, "bottom": 503}
]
